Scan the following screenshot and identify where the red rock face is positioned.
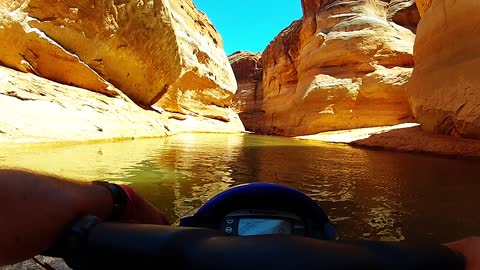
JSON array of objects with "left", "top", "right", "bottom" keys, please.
[{"left": 236, "top": 0, "right": 418, "bottom": 136}]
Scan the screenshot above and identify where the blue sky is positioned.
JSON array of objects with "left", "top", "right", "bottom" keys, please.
[{"left": 194, "top": 1, "right": 303, "bottom": 55}]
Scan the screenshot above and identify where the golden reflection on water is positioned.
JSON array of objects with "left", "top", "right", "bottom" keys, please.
[
  {"left": 0, "top": 139, "right": 166, "bottom": 182},
  {"left": 1, "top": 133, "right": 479, "bottom": 242}
]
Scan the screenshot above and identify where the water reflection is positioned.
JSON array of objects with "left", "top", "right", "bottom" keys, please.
[{"left": 0, "top": 134, "right": 479, "bottom": 243}]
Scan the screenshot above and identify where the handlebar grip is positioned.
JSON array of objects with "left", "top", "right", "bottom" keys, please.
[{"left": 58, "top": 223, "right": 465, "bottom": 270}]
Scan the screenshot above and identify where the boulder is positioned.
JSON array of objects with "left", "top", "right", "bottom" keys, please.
[
  {"left": 258, "top": 0, "right": 416, "bottom": 136},
  {"left": 407, "top": 0, "right": 480, "bottom": 138}
]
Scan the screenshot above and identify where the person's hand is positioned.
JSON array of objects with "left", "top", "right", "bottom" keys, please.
[
  {"left": 445, "top": 237, "right": 480, "bottom": 270},
  {"left": 119, "top": 185, "right": 170, "bottom": 225}
]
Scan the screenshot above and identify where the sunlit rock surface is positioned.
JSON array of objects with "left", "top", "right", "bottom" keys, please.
[
  {"left": 251, "top": 0, "right": 416, "bottom": 136},
  {"left": 407, "top": 0, "right": 480, "bottom": 139},
  {"left": 295, "top": 122, "right": 480, "bottom": 159},
  {"left": 0, "top": 65, "right": 169, "bottom": 143},
  {"left": 296, "top": 123, "right": 419, "bottom": 143},
  {"left": 0, "top": 0, "right": 243, "bottom": 142},
  {"left": 350, "top": 125, "right": 480, "bottom": 159},
  {"left": 229, "top": 51, "right": 265, "bottom": 132}
]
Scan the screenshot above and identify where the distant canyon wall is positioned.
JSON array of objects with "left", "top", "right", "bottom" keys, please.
[
  {"left": 0, "top": 0, "right": 243, "bottom": 143},
  {"left": 408, "top": 0, "right": 480, "bottom": 139},
  {"left": 229, "top": 51, "right": 265, "bottom": 132},
  {"left": 232, "top": 0, "right": 419, "bottom": 136}
]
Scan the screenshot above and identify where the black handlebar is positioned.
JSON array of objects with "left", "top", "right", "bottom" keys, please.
[{"left": 50, "top": 222, "right": 465, "bottom": 270}]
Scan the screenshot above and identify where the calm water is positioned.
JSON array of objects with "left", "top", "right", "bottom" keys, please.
[{"left": 1, "top": 133, "right": 479, "bottom": 243}]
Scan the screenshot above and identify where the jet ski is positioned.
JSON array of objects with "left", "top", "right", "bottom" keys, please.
[{"left": 46, "top": 183, "right": 465, "bottom": 270}]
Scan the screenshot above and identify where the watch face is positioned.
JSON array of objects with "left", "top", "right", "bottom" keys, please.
[{"left": 237, "top": 218, "right": 292, "bottom": 236}]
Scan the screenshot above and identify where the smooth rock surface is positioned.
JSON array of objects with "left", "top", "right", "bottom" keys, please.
[
  {"left": 407, "top": 0, "right": 480, "bottom": 139},
  {"left": 258, "top": 0, "right": 416, "bottom": 136}
]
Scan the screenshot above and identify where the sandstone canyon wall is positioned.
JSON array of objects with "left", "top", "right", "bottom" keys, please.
[
  {"left": 407, "top": 0, "right": 480, "bottom": 139},
  {"left": 233, "top": 0, "right": 419, "bottom": 136},
  {"left": 0, "top": 0, "right": 243, "bottom": 143},
  {"left": 415, "top": 0, "right": 432, "bottom": 16}
]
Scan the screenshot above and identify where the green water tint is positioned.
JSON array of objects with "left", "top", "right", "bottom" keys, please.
[{"left": 1, "top": 133, "right": 479, "bottom": 243}]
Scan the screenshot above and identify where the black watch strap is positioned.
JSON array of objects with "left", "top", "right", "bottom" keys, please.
[{"left": 92, "top": 181, "right": 128, "bottom": 222}]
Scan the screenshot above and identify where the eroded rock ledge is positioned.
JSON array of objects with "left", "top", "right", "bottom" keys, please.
[
  {"left": 350, "top": 126, "right": 480, "bottom": 159},
  {"left": 297, "top": 123, "right": 480, "bottom": 159}
]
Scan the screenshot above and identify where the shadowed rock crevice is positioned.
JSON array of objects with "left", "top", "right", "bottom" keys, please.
[{"left": 386, "top": 0, "right": 421, "bottom": 33}]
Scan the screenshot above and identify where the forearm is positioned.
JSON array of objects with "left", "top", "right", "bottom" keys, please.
[{"left": 0, "top": 169, "right": 113, "bottom": 266}]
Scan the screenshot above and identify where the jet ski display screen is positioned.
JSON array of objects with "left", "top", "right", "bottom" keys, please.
[
  {"left": 179, "top": 183, "right": 337, "bottom": 239},
  {"left": 237, "top": 218, "right": 292, "bottom": 236}
]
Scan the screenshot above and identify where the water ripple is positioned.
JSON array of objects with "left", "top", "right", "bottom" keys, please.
[{"left": 1, "top": 134, "right": 479, "bottom": 242}]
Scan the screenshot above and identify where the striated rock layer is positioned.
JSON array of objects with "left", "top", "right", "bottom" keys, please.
[
  {"left": 229, "top": 51, "right": 265, "bottom": 132},
  {"left": 0, "top": 0, "right": 243, "bottom": 142},
  {"left": 253, "top": 0, "right": 417, "bottom": 136},
  {"left": 407, "top": 0, "right": 480, "bottom": 139}
]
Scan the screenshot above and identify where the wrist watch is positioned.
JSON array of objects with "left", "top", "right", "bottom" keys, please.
[{"left": 91, "top": 181, "right": 128, "bottom": 222}]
